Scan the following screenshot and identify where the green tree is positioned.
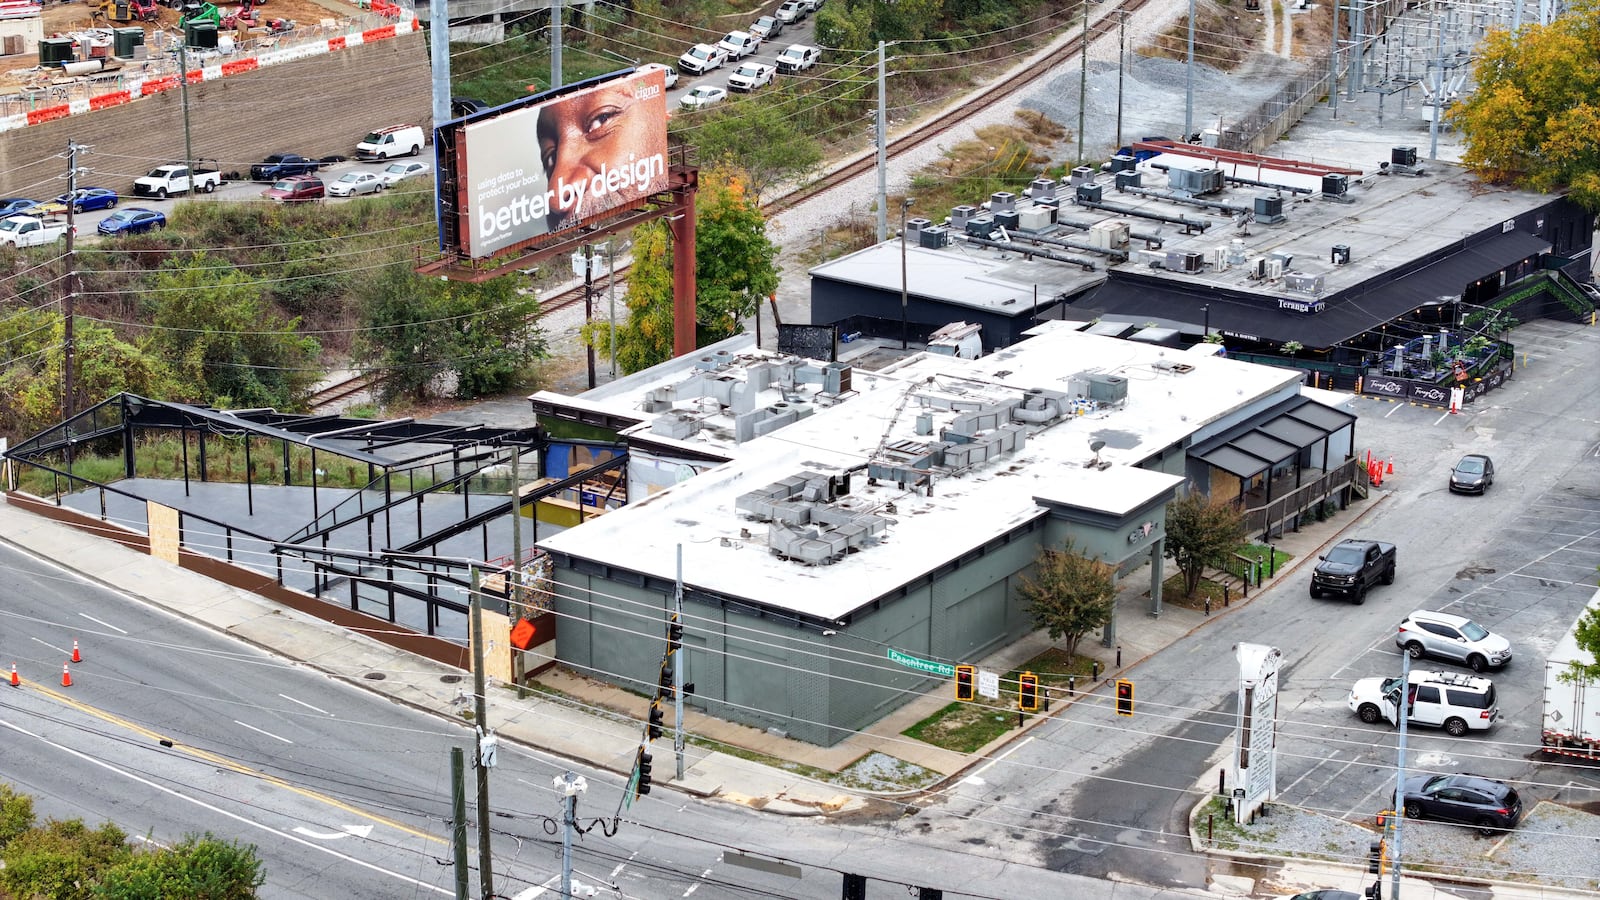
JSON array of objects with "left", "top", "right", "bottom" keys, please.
[
  {"left": 588, "top": 166, "right": 780, "bottom": 374},
  {"left": 147, "top": 253, "right": 321, "bottom": 409},
  {"left": 1017, "top": 543, "right": 1116, "bottom": 662},
  {"left": 1164, "top": 491, "right": 1246, "bottom": 599},
  {"left": 1561, "top": 604, "right": 1600, "bottom": 685},
  {"left": 353, "top": 262, "right": 547, "bottom": 403},
  {"left": 0, "top": 818, "right": 131, "bottom": 900},
  {"left": 94, "top": 833, "right": 265, "bottom": 900},
  {"left": 1451, "top": 2, "right": 1600, "bottom": 208},
  {"left": 692, "top": 98, "right": 825, "bottom": 202},
  {"left": 0, "top": 310, "right": 171, "bottom": 438}
]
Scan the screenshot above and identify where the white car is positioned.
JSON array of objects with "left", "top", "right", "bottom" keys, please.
[
  {"left": 727, "top": 62, "right": 775, "bottom": 93},
  {"left": 327, "top": 171, "right": 384, "bottom": 197},
  {"left": 775, "top": 0, "right": 807, "bottom": 23},
  {"left": 679, "top": 85, "right": 728, "bottom": 109},
  {"left": 717, "top": 30, "right": 760, "bottom": 60},
  {"left": 378, "top": 161, "right": 430, "bottom": 186},
  {"left": 775, "top": 44, "right": 820, "bottom": 74},
  {"left": 639, "top": 62, "right": 678, "bottom": 89},
  {"left": 678, "top": 43, "right": 727, "bottom": 75}
]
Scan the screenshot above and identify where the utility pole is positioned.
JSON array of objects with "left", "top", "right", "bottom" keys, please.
[
  {"left": 583, "top": 244, "right": 596, "bottom": 388},
  {"left": 551, "top": 0, "right": 563, "bottom": 89},
  {"left": 1185, "top": 0, "right": 1195, "bottom": 140},
  {"left": 875, "top": 40, "right": 887, "bottom": 243},
  {"left": 673, "top": 545, "right": 686, "bottom": 780},
  {"left": 1329, "top": 0, "right": 1340, "bottom": 117},
  {"left": 62, "top": 140, "right": 81, "bottom": 420},
  {"left": 555, "top": 772, "right": 588, "bottom": 900},
  {"left": 1390, "top": 650, "right": 1410, "bottom": 900},
  {"left": 1428, "top": 16, "right": 1444, "bottom": 161},
  {"left": 178, "top": 43, "right": 194, "bottom": 190},
  {"left": 899, "top": 198, "right": 912, "bottom": 350},
  {"left": 469, "top": 565, "right": 494, "bottom": 900},
  {"left": 606, "top": 238, "right": 617, "bottom": 378},
  {"left": 429, "top": 0, "right": 450, "bottom": 132},
  {"left": 1078, "top": 0, "right": 1090, "bottom": 161},
  {"left": 1116, "top": 12, "right": 1127, "bottom": 151},
  {"left": 451, "top": 747, "right": 469, "bottom": 900}
]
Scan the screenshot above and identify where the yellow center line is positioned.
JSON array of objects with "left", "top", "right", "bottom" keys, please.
[{"left": 29, "top": 683, "right": 443, "bottom": 845}]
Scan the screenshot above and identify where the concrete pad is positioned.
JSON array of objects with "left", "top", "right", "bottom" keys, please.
[{"left": 1207, "top": 874, "right": 1255, "bottom": 895}]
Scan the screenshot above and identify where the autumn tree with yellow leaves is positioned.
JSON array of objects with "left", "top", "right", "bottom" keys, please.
[{"left": 1451, "top": 1, "right": 1600, "bottom": 209}]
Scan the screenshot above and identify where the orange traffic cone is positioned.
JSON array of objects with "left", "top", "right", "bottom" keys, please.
[
  {"left": 1386, "top": 457, "right": 1394, "bottom": 475},
  {"left": 71, "top": 640, "right": 82, "bottom": 664},
  {"left": 9, "top": 664, "right": 18, "bottom": 687},
  {"left": 61, "top": 662, "right": 72, "bottom": 688}
]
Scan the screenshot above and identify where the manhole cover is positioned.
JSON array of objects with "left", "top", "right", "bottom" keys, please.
[
  {"left": 440, "top": 675, "right": 462, "bottom": 684},
  {"left": 363, "top": 672, "right": 387, "bottom": 680}
]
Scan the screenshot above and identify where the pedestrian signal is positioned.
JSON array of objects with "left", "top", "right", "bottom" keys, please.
[
  {"left": 1018, "top": 672, "right": 1039, "bottom": 711},
  {"left": 1115, "top": 679, "right": 1134, "bottom": 716},
  {"left": 954, "top": 665, "right": 975, "bottom": 701}
]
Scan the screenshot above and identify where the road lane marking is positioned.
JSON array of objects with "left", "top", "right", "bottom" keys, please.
[
  {"left": 279, "top": 693, "right": 333, "bottom": 716},
  {"left": 0, "top": 714, "right": 452, "bottom": 895},
  {"left": 27, "top": 681, "right": 439, "bottom": 843},
  {"left": 1385, "top": 404, "right": 1403, "bottom": 418},
  {"left": 78, "top": 613, "right": 127, "bottom": 634},
  {"left": 235, "top": 719, "right": 294, "bottom": 744},
  {"left": 960, "top": 735, "right": 1033, "bottom": 786},
  {"left": 29, "top": 636, "right": 69, "bottom": 656},
  {"left": 293, "top": 824, "right": 374, "bottom": 840},
  {"left": 1433, "top": 410, "right": 1451, "bottom": 426}
]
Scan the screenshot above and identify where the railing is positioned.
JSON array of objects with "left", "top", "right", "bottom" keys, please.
[
  {"left": 1220, "top": 65, "right": 1331, "bottom": 154},
  {"left": 1241, "top": 458, "right": 1360, "bottom": 540}
]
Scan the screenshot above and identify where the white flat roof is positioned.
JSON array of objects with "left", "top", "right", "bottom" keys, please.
[{"left": 538, "top": 328, "right": 1300, "bottom": 621}]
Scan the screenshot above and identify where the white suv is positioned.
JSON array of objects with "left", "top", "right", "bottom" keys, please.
[
  {"left": 1349, "top": 669, "right": 1499, "bottom": 735},
  {"left": 1396, "top": 610, "right": 1512, "bottom": 673}
]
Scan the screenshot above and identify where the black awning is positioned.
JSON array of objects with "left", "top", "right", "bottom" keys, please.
[
  {"left": 1193, "top": 395, "right": 1356, "bottom": 480},
  {"left": 1081, "top": 229, "right": 1551, "bottom": 348},
  {"left": 1200, "top": 445, "right": 1269, "bottom": 479}
]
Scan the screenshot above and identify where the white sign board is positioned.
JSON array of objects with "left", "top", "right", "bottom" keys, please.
[
  {"left": 1232, "top": 642, "right": 1282, "bottom": 824},
  {"left": 977, "top": 669, "right": 1001, "bottom": 700}
]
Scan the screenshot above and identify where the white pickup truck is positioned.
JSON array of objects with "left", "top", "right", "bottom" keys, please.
[
  {"left": 133, "top": 163, "right": 223, "bottom": 198},
  {"left": 0, "top": 215, "right": 70, "bottom": 248}
]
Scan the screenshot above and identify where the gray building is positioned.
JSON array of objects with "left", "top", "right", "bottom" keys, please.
[{"left": 535, "top": 326, "right": 1356, "bottom": 744}]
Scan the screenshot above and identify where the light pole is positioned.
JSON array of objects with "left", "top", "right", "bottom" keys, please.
[
  {"left": 1203, "top": 304, "right": 1211, "bottom": 340},
  {"left": 900, "top": 197, "right": 914, "bottom": 350}
]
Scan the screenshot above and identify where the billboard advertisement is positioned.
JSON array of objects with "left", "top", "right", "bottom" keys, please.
[{"left": 457, "top": 68, "right": 669, "bottom": 259}]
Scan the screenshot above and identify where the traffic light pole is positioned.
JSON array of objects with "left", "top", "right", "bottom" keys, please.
[
  {"left": 1390, "top": 651, "right": 1410, "bottom": 899},
  {"left": 673, "top": 544, "right": 686, "bottom": 780}
]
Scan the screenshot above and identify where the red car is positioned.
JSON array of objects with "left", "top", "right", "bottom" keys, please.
[{"left": 261, "top": 176, "right": 324, "bottom": 203}]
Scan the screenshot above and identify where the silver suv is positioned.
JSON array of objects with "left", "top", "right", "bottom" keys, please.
[{"left": 1395, "top": 610, "right": 1512, "bottom": 673}]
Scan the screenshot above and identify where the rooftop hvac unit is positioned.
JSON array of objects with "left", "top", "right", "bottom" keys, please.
[
  {"left": 1076, "top": 183, "right": 1103, "bottom": 203},
  {"left": 1209, "top": 247, "right": 1227, "bottom": 271},
  {"left": 1284, "top": 272, "right": 1325, "bottom": 294},
  {"left": 1114, "top": 170, "right": 1142, "bottom": 190},
  {"left": 1200, "top": 128, "right": 1221, "bottom": 148},
  {"left": 1071, "top": 165, "right": 1096, "bottom": 186},
  {"left": 39, "top": 37, "right": 74, "bottom": 66},
  {"left": 1253, "top": 194, "right": 1286, "bottom": 224},
  {"left": 1169, "top": 166, "right": 1225, "bottom": 196},
  {"left": 1085, "top": 373, "right": 1128, "bottom": 404},
  {"left": 1331, "top": 243, "right": 1352, "bottom": 265},
  {"left": 904, "top": 216, "right": 930, "bottom": 239},
  {"left": 1017, "top": 207, "right": 1052, "bottom": 232},
  {"left": 1106, "top": 154, "right": 1137, "bottom": 174},
  {"left": 950, "top": 204, "right": 979, "bottom": 229},
  {"left": 990, "top": 191, "right": 1017, "bottom": 213},
  {"left": 1321, "top": 173, "right": 1349, "bottom": 197},
  {"left": 964, "top": 216, "right": 996, "bottom": 237},
  {"left": 1248, "top": 256, "right": 1267, "bottom": 279},
  {"left": 1087, "top": 220, "right": 1129, "bottom": 250},
  {"left": 1228, "top": 238, "right": 1249, "bottom": 266},
  {"left": 919, "top": 225, "right": 949, "bottom": 249},
  {"left": 1268, "top": 250, "right": 1293, "bottom": 270},
  {"left": 1266, "top": 258, "right": 1284, "bottom": 279},
  {"left": 1026, "top": 177, "right": 1058, "bottom": 201},
  {"left": 1165, "top": 250, "right": 1204, "bottom": 273},
  {"left": 993, "top": 210, "right": 1019, "bottom": 231},
  {"left": 1392, "top": 146, "right": 1418, "bottom": 167}
]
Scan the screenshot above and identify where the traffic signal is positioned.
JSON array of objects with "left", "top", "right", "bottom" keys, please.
[
  {"left": 668, "top": 620, "right": 683, "bottom": 649},
  {"left": 842, "top": 873, "right": 866, "bottom": 900},
  {"left": 1115, "top": 679, "right": 1134, "bottom": 717},
  {"left": 637, "top": 750, "right": 653, "bottom": 796},
  {"left": 955, "top": 665, "right": 975, "bottom": 701},
  {"left": 648, "top": 704, "right": 665, "bottom": 740},
  {"left": 917, "top": 889, "right": 943, "bottom": 900},
  {"left": 1363, "top": 881, "right": 1382, "bottom": 900},
  {"left": 1018, "top": 672, "right": 1039, "bottom": 711},
  {"left": 1367, "top": 839, "right": 1385, "bottom": 874}
]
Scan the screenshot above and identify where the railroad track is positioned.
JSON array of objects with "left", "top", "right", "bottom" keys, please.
[{"left": 308, "top": 372, "right": 381, "bottom": 412}]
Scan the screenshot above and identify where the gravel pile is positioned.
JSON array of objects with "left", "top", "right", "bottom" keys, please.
[{"left": 1202, "top": 799, "right": 1600, "bottom": 893}]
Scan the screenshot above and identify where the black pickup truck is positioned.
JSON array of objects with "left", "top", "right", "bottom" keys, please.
[
  {"left": 250, "top": 153, "right": 321, "bottom": 182},
  {"left": 1310, "top": 539, "right": 1396, "bottom": 604}
]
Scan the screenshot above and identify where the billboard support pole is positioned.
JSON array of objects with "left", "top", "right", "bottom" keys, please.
[
  {"left": 584, "top": 243, "right": 596, "bottom": 388},
  {"left": 429, "top": 0, "right": 450, "bottom": 132},
  {"left": 875, "top": 41, "right": 887, "bottom": 244},
  {"left": 551, "top": 0, "right": 563, "bottom": 89},
  {"left": 670, "top": 179, "right": 698, "bottom": 358}
]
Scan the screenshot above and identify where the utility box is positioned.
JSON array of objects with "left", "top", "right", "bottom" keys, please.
[
  {"left": 1085, "top": 373, "right": 1128, "bottom": 404},
  {"left": 113, "top": 27, "right": 144, "bottom": 58},
  {"left": 39, "top": 36, "right": 74, "bottom": 66},
  {"left": 185, "top": 21, "right": 218, "bottom": 48}
]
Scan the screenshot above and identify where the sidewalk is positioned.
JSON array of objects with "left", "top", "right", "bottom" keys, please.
[{"left": 0, "top": 486, "right": 1379, "bottom": 815}]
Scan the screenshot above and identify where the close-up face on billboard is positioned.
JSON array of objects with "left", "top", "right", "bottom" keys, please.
[{"left": 461, "top": 68, "right": 669, "bottom": 259}]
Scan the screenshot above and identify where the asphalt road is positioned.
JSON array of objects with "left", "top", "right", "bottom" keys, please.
[{"left": 860, "top": 318, "right": 1600, "bottom": 890}]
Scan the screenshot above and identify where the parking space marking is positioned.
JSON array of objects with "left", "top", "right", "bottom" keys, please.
[
  {"left": 1282, "top": 749, "right": 1343, "bottom": 798},
  {"left": 1345, "top": 780, "right": 1394, "bottom": 823},
  {"left": 1331, "top": 644, "right": 1401, "bottom": 680},
  {"left": 1504, "top": 572, "right": 1582, "bottom": 586},
  {"left": 1385, "top": 404, "right": 1404, "bottom": 418},
  {"left": 1433, "top": 410, "right": 1453, "bottom": 426}
]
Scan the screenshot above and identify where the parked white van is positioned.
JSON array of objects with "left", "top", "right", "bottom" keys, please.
[{"left": 356, "top": 124, "right": 425, "bottom": 160}]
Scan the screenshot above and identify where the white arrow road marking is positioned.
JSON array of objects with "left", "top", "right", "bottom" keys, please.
[{"left": 292, "top": 824, "right": 375, "bottom": 840}]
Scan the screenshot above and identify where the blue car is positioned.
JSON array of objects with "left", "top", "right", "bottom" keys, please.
[
  {"left": 97, "top": 207, "right": 167, "bottom": 236},
  {"left": 51, "top": 188, "right": 119, "bottom": 213},
  {"left": 0, "top": 197, "right": 39, "bottom": 217}
]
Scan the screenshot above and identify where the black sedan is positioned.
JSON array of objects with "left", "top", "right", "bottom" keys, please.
[
  {"left": 1448, "top": 453, "right": 1494, "bottom": 494},
  {"left": 1398, "top": 772, "right": 1521, "bottom": 835},
  {"left": 97, "top": 208, "right": 167, "bottom": 236}
]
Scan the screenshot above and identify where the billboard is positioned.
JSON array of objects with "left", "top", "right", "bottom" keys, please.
[{"left": 451, "top": 68, "right": 670, "bottom": 259}]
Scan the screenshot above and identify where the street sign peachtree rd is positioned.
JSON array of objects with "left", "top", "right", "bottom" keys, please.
[{"left": 887, "top": 648, "right": 956, "bottom": 678}]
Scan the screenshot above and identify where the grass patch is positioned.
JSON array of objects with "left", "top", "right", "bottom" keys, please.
[{"left": 902, "top": 701, "right": 1021, "bottom": 753}]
